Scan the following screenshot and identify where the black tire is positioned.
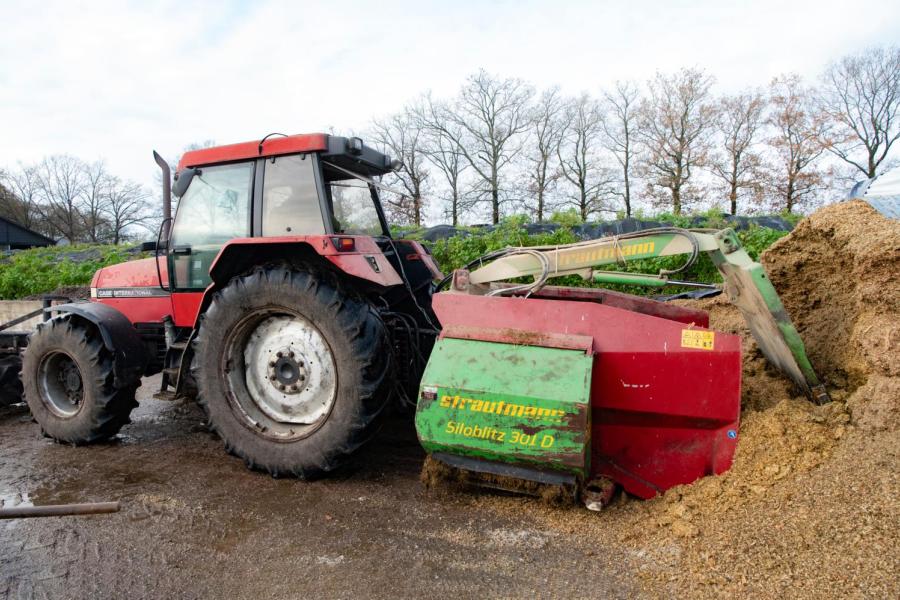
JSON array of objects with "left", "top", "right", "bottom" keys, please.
[
  {"left": 22, "top": 317, "right": 140, "bottom": 443},
  {"left": 0, "top": 355, "right": 24, "bottom": 407},
  {"left": 193, "top": 267, "right": 392, "bottom": 478}
]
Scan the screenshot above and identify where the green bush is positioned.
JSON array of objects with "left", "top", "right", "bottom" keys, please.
[
  {"left": 429, "top": 216, "right": 580, "bottom": 274},
  {"left": 0, "top": 244, "right": 146, "bottom": 300},
  {"left": 548, "top": 208, "right": 583, "bottom": 227}
]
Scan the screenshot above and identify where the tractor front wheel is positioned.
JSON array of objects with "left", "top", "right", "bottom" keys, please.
[
  {"left": 22, "top": 317, "right": 140, "bottom": 443},
  {"left": 193, "top": 267, "right": 392, "bottom": 478}
]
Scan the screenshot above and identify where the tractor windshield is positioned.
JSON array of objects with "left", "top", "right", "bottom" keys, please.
[{"left": 323, "top": 165, "right": 389, "bottom": 237}]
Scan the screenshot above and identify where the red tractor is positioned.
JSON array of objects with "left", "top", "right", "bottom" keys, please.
[{"left": 22, "top": 134, "right": 440, "bottom": 477}]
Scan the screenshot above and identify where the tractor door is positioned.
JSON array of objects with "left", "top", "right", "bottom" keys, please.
[{"left": 168, "top": 161, "right": 254, "bottom": 290}]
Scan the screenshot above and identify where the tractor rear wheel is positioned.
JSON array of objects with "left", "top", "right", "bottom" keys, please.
[
  {"left": 22, "top": 318, "right": 140, "bottom": 443},
  {"left": 193, "top": 267, "right": 392, "bottom": 478}
]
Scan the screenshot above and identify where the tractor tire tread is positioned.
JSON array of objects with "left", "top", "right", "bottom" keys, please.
[{"left": 0, "top": 354, "right": 24, "bottom": 407}]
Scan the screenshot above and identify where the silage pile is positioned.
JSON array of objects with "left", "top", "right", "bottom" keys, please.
[
  {"left": 475, "top": 200, "right": 900, "bottom": 597},
  {"left": 763, "top": 199, "right": 900, "bottom": 430}
]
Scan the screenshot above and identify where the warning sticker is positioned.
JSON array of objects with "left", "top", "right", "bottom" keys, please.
[{"left": 681, "top": 329, "right": 715, "bottom": 350}]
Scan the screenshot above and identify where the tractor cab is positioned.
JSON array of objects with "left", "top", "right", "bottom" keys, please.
[{"left": 168, "top": 134, "right": 399, "bottom": 290}]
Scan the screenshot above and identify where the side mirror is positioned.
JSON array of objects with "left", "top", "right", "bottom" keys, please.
[
  {"left": 173, "top": 168, "right": 198, "bottom": 198},
  {"left": 140, "top": 241, "right": 157, "bottom": 252}
]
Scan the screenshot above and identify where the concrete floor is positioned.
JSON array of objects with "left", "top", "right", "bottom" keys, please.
[{"left": 0, "top": 375, "right": 634, "bottom": 599}]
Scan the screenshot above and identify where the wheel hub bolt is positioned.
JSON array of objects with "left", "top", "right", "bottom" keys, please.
[{"left": 266, "top": 347, "right": 308, "bottom": 396}]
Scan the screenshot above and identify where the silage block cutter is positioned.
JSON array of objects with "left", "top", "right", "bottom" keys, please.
[{"left": 416, "top": 227, "right": 828, "bottom": 505}]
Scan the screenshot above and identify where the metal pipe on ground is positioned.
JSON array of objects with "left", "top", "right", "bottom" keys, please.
[{"left": 0, "top": 501, "right": 120, "bottom": 519}]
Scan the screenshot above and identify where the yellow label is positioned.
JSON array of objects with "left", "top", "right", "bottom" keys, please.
[{"left": 681, "top": 329, "right": 715, "bottom": 350}]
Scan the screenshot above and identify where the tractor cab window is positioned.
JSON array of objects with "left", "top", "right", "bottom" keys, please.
[
  {"left": 169, "top": 161, "right": 253, "bottom": 290},
  {"left": 262, "top": 154, "right": 325, "bottom": 236},
  {"left": 323, "top": 165, "right": 388, "bottom": 237}
]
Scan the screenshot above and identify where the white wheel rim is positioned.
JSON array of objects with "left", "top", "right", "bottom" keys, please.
[{"left": 241, "top": 315, "right": 337, "bottom": 426}]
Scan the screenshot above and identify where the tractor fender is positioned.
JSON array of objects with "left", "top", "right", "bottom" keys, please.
[
  {"left": 184, "top": 238, "right": 404, "bottom": 331},
  {"left": 44, "top": 302, "right": 148, "bottom": 387},
  {"left": 208, "top": 237, "right": 403, "bottom": 288}
]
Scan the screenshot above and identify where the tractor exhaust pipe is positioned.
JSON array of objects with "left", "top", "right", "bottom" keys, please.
[{"left": 153, "top": 150, "right": 172, "bottom": 237}]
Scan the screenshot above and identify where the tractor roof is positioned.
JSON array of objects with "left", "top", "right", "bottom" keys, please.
[
  {"left": 178, "top": 134, "right": 328, "bottom": 170},
  {"left": 177, "top": 133, "right": 396, "bottom": 177}
]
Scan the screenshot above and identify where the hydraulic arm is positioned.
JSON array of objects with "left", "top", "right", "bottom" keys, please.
[{"left": 446, "top": 227, "right": 829, "bottom": 404}]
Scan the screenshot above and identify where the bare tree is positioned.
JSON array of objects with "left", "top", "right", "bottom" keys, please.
[
  {"left": 415, "top": 95, "right": 470, "bottom": 226},
  {"left": 600, "top": 81, "right": 641, "bottom": 217},
  {"left": 819, "top": 45, "right": 900, "bottom": 178},
  {"left": 557, "top": 94, "right": 617, "bottom": 221},
  {"left": 765, "top": 74, "right": 830, "bottom": 213},
  {"left": 524, "top": 87, "right": 566, "bottom": 221},
  {"left": 0, "top": 164, "right": 48, "bottom": 235},
  {"left": 429, "top": 70, "right": 534, "bottom": 224},
  {"left": 36, "top": 155, "right": 87, "bottom": 243},
  {"left": 104, "top": 177, "right": 153, "bottom": 244},
  {"left": 80, "top": 160, "right": 113, "bottom": 243},
  {"left": 709, "top": 90, "right": 767, "bottom": 214},
  {"left": 370, "top": 109, "right": 429, "bottom": 226},
  {"left": 638, "top": 68, "right": 716, "bottom": 215}
]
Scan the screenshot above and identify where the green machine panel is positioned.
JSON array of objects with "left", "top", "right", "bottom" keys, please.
[{"left": 415, "top": 337, "right": 593, "bottom": 475}]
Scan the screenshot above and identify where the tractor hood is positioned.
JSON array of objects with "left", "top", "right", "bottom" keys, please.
[{"left": 91, "top": 256, "right": 169, "bottom": 298}]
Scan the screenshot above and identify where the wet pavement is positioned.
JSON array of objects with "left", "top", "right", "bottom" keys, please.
[{"left": 0, "top": 375, "right": 634, "bottom": 599}]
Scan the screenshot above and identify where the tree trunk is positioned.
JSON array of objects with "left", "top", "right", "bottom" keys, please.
[
  {"left": 672, "top": 187, "right": 682, "bottom": 216},
  {"left": 492, "top": 188, "right": 499, "bottom": 224},
  {"left": 623, "top": 168, "right": 631, "bottom": 217},
  {"left": 785, "top": 178, "right": 795, "bottom": 213},
  {"left": 451, "top": 190, "right": 458, "bottom": 226},
  {"left": 625, "top": 169, "right": 631, "bottom": 219}
]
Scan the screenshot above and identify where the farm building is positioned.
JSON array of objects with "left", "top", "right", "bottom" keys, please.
[{"left": 0, "top": 216, "right": 55, "bottom": 251}]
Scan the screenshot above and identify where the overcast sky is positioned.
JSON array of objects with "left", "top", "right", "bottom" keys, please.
[{"left": 2, "top": 0, "right": 899, "bottom": 189}]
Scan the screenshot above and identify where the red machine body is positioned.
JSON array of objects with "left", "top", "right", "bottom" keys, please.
[{"left": 431, "top": 291, "right": 742, "bottom": 499}]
